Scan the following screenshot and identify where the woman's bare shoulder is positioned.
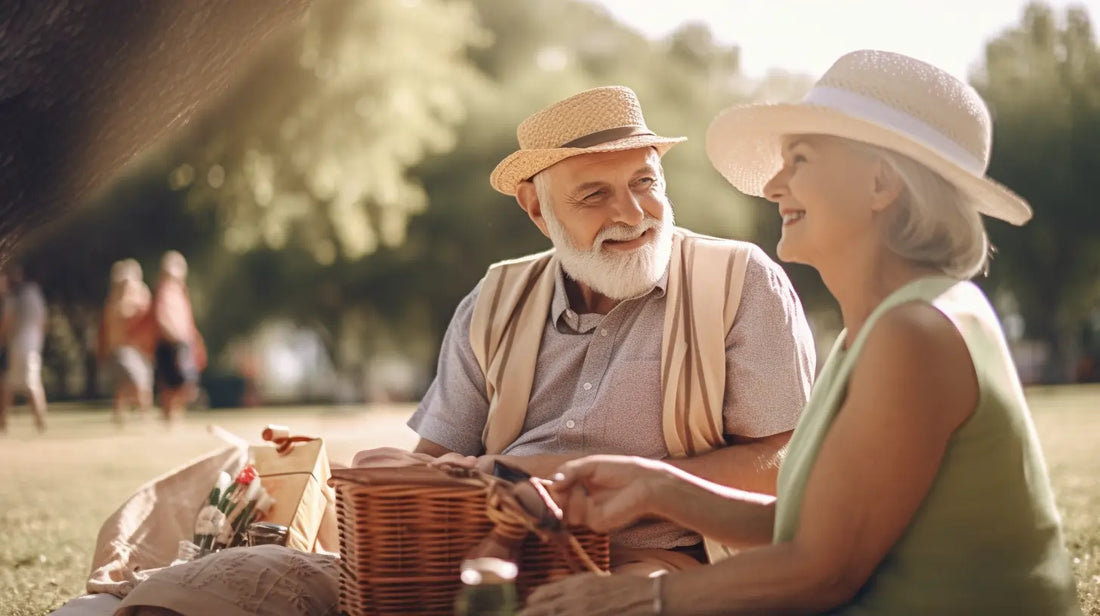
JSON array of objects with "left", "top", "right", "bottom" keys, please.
[{"left": 850, "top": 300, "right": 978, "bottom": 431}]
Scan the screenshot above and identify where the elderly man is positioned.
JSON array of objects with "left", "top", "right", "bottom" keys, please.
[{"left": 400, "top": 86, "right": 816, "bottom": 571}]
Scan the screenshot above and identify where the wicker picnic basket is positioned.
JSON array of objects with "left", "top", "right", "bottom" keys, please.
[{"left": 330, "top": 464, "right": 610, "bottom": 616}]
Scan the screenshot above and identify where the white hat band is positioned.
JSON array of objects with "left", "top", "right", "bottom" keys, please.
[{"left": 803, "top": 85, "right": 985, "bottom": 175}]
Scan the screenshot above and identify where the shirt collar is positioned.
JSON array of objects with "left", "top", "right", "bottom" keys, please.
[{"left": 549, "top": 259, "right": 670, "bottom": 329}]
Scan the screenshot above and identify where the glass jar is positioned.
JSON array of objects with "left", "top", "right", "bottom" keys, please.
[
  {"left": 454, "top": 557, "right": 519, "bottom": 616},
  {"left": 247, "top": 522, "right": 289, "bottom": 547}
]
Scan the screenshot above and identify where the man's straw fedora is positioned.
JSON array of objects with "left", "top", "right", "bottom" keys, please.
[
  {"left": 490, "top": 86, "right": 685, "bottom": 196},
  {"left": 706, "top": 49, "right": 1032, "bottom": 225}
]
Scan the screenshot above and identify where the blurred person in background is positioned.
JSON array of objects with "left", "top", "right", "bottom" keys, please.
[
  {"left": 98, "top": 259, "right": 153, "bottom": 425},
  {"left": 151, "top": 251, "right": 206, "bottom": 422},
  {"left": 0, "top": 263, "right": 49, "bottom": 433}
]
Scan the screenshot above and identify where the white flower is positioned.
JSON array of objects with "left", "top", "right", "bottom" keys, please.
[
  {"left": 208, "top": 471, "right": 233, "bottom": 505},
  {"left": 215, "top": 471, "right": 232, "bottom": 493}
]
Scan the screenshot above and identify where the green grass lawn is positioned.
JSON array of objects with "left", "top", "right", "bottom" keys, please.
[{"left": 1, "top": 388, "right": 1098, "bottom": 615}]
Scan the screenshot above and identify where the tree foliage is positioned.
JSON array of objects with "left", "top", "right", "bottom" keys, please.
[
  {"left": 169, "top": 0, "right": 489, "bottom": 263},
  {"left": 974, "top": 2, "right": 1100, "bottom": 380}
]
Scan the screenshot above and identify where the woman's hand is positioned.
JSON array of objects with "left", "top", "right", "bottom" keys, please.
[
  {"left": 519, "top": 572, "right": 656, "bottom": 616},
  {"left": 550, "top": 455, "right": 674, "bottom": 533}
]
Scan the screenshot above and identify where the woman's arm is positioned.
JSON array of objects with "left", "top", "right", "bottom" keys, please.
[
  {"left": 525, "top": 303, "right": 979, "bottom": 615},
  {"left": 551, "top": 455, "right": 778, "bottom": 550}
]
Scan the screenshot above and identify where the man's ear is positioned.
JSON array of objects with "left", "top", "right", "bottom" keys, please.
[
  {"left": 516, "top": 181, "right": 550, "bottom": 238},
  {"left": 870, "top": 160, "right": 905, "bottom": 213}
]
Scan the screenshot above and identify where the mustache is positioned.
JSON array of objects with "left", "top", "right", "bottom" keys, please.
[{"left": 594, "top": 217, "right": 660, "bottom": 247}]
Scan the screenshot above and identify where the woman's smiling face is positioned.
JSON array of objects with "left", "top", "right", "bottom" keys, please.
[{"left": 763, "top": 135, "right": 884, "bottom": 267}]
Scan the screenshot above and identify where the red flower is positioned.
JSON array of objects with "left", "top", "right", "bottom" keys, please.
[{"left": 234, "top": 464, "right": 258, "bottom": 486}]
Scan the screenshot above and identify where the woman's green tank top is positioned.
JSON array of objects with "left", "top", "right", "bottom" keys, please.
[{"left": 774, "top": 276, "right": 1080, "bottom": 614}]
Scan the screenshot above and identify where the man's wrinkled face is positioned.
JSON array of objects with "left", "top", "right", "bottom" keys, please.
[{"left": 533, "top": 148, "right": 674, "bottom": 301}]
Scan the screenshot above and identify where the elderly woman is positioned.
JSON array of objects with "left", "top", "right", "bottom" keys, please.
[{"left": 521, "top": 50, "right": 1082, "bottom": 615}]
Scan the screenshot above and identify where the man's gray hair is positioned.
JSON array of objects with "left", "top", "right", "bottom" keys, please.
[
  {"left": 854, "top": 140, "right": 991, "bottom": 279},
  {"left": 533, "top": 171, "right": 554, "bottom": 220}
]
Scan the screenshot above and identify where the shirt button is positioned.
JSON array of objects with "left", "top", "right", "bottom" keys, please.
[
  {"left": 565, "top": 420, "right": 576, "bottom": 429},
  {"left": 600, "top": 329, "right": 609, "bottom": 337},
  {"left": 582, "top": 382, "right": 592, "bottom": 391},
  {"left": 566, "top": 310, "right": 576, "bottom": 318}
]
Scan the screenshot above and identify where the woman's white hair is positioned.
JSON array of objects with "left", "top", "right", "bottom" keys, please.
[{"left": 851, "top": 139, "right": 991, "bottom": 279}]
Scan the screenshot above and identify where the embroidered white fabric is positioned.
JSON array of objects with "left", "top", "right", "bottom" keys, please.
[{"left": 111, "top": 545, "right": 340, "bottom": 616}]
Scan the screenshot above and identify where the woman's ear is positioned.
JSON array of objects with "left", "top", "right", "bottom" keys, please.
[
  {"left": 870, "top": 160, "right": 905, "bottom": 212},
  {"left": 516, "top": 181, "right": 550, "bottom": 238}
]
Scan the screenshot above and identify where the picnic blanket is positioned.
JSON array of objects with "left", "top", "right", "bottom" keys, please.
[
  {"left": 87, "top": 445, "right": 246, "bottom": 597},
  {"left": 86, "top": 431, "right": 339, "bottom": 599}
]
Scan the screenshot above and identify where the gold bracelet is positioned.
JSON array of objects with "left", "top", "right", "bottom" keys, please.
[{"left": 652, "top": 572, "right": 667, "bottom": 615}]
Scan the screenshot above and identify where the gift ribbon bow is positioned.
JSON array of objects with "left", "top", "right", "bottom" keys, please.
[{"left": 261, "top": 424, "right": 315, "bottom": 455}]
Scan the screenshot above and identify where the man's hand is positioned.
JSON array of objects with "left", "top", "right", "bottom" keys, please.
[
  {"left": 429, "top": 453, "right": 536, "bottom": 476},
  {"left": 429, "top": 453, "right": 585, "bottom": 480},
  {"left": 350, "top": 447, "right": 437, "bottom": 468},
  {"left": 429, "top": 452, "right": 492, "bottom": 473},
  {"left": 548, "top": 455, "right": 673, "bottom": 533}
]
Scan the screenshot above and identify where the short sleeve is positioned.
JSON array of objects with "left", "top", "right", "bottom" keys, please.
[
  {"left": 722, "top": 246, "right": 816, "bottom": 438},
  {"left": 406, "top": 280, "right": 491, "bottom": 456}
]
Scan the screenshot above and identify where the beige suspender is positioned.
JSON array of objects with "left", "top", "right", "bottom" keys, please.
[
  {"left": 660, "top": 231, "right": 752, "bottom": 459},
  {"left": 470, "top": 250, "right": 556, "bottom": 455}
]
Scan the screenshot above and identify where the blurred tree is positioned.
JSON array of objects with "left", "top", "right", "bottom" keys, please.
[
  {"left": 974, "top": 2, "right": 1100, "bottom": 382},
  {"left": 168, "top": 0, "right": 489, "bottom": 263}
]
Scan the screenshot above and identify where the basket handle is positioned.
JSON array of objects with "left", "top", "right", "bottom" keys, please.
[{"left": 483, "top": 478, "right": 609, "bottom": 577}]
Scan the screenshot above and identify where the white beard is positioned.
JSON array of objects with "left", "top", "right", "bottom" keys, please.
[{"left": 542, "top": 201, "right": 675, "bottom": 301}]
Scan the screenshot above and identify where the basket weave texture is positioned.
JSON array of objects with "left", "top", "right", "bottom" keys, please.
[{"left": 331, "top": 466, "right": 609, "bottom": 616}]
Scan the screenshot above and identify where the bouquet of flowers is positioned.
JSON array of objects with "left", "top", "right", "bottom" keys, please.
[{"left": 188, "top": 463, "right": 277, "bottom": 556}]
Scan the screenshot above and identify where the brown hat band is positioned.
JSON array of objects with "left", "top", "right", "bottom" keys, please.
[{"left": 560, "top": 125, "right": 655, "bottom": 148}]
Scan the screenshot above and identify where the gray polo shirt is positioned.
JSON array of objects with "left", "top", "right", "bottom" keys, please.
[{"left": 409, "top": 243, "right": 816, "bottom": 548}]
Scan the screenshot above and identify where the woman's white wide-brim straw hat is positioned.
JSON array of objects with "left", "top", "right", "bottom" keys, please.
[
  {"left": 490, "top": 86, "right": 686, "bottom": 196},
  {"left": 706, "top": 49, "right": 1032, "bottom": 225}
]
